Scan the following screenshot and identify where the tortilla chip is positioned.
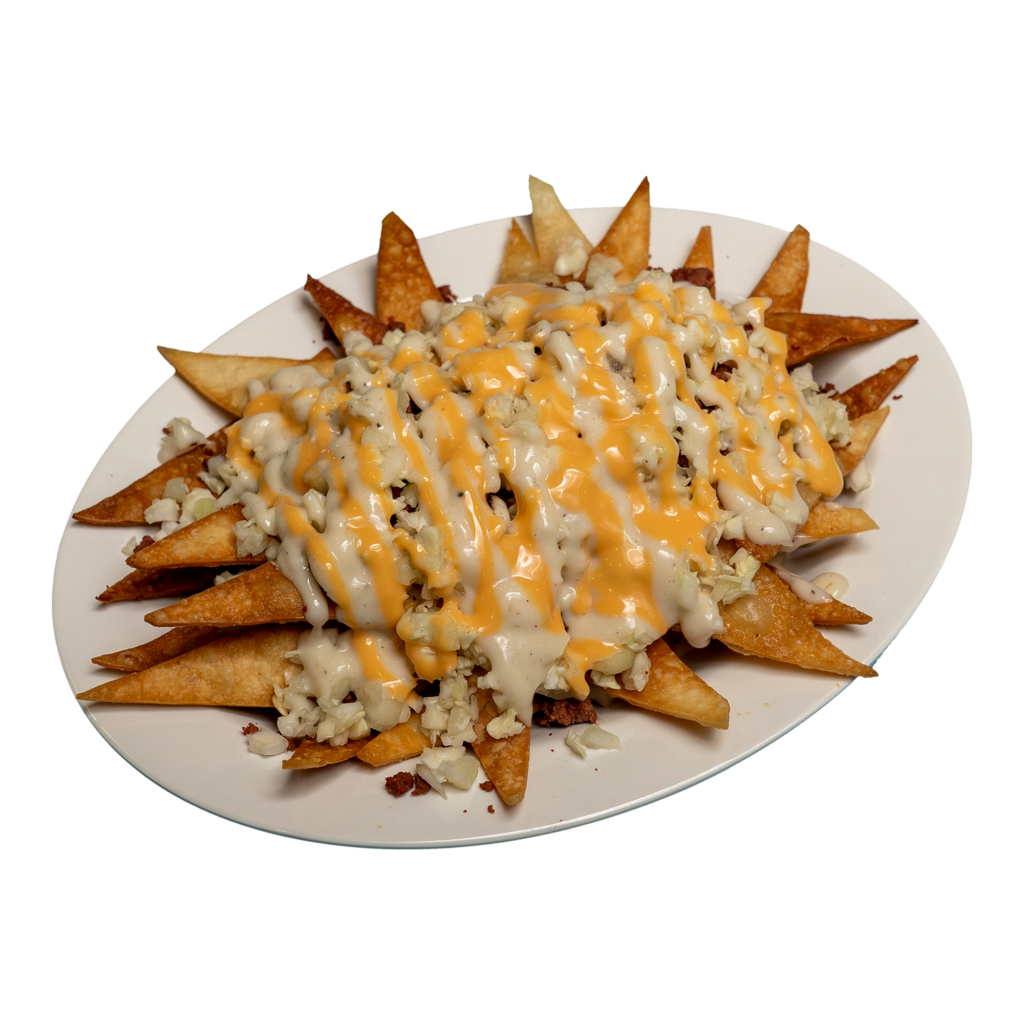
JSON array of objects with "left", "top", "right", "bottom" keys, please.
[
  {"left": 471, "top": 691, "right": 529, "bottom": 806},
  {"left": 717, "top": 566, "right": 876, "bottom": 677},
  {"left": 528, "top": 175, "right": 592, "bottom": 279},
  {"left": 797, "top": 480, "right": 821, "bottom": 511},
  {"left": 718, "top": 537, "right": 780, "bottom": 565},
  {"left": 73, "top": 430, "right": 228, "bottom": 526},
  {"left": 800, "top": 501, "right": 879, "bottom": 540},
  {"left": 157, "top": 348, "right": 337, "bottom": 418},
  {"left": 92, "top": 624, "right": 225, "bottom": 672},
  {"left": 77, "top": 625, "right": 304, "bottom": 705},
  {"left": 586, "top": 177, "right": 650, "bottom": 282},
  {"left": 837, "top": 356, "right": 918, "bottom": 419},
  {"left": 671, "top": 225, "right": 715, "bottom": 297},
  {"left": 356, "top": 714, "right": 432, "bottom": 767},
  {"left": 98, "top": 566, "right": 223, "bottom": 603},
  {"left": 804, "top": 599, "right": 872, "bottom": 627},
  {"left": 144, "top": 561, "right": 311, "bottom": 627},
  {"left": 612, "top": 638, "right": 729, "bottom": 729},
  {"left": 128, "top": 504, "right": 264, "bottom": 570},
  {"left": 283, "top": 736, "right": 369, "bottom": 770},
  {"left": 375, "top": 212, "right": 442, "bottom": 332},
  {"left": 750, "top": 224, "right": 810, "bottom": 313},
  {"left": 832, "top": 406, "right": 890, "bottom": 477},
  {"left": 764, "top": 312, "right": 919, "bottom": 366},
  {"left": 304, "top": 275, "right": 386, "bottom": 344},
  {"left": 499, "top": 219, "right": 560, "bottom": 285}
]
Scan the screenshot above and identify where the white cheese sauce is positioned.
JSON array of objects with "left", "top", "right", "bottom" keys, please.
[{"left": 226, "top": 272, "right": 846, "bottom": 728}]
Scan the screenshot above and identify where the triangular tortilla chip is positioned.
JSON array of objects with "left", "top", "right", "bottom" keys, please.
[
  {"left": 73, "top": 429, "right": 228, "bottom": 526},
  {"left": 528, "top": 175, "right": 592, "bottom": 279},
  {"left": 77, "top": 625, "right": 304, "bottom": 705},
  {"left": 375, "top": 212, "right": 442, "bottom": 332},
  {"left": 283, "top": 736, "right": 369, "bottom": 770},
  {"left": 832, "top": 406, "right": 889, "bottom": 477},
  {"left": 800, "top": 501, "right": 878, "bottom": 540},
  {"left": 127, "top": 504, "right": 265, "bottom": 570},
  {"left": 750, "top": 224, "right": 810, "bottom": 312},
  {"left": 97, "top": 566, "right": 223, "bottom": 603},
  {"left": 144, "top": 561, "right": 313, "bottom": 627},
  {"left": 612, "top": 638, "right": 729, "bottom": 729},
  {"left": 498, "top": 219, "right": 560, "bottom": 285},
  {"left": 764, "top": 312, "right": 919, "bottom": 366},
  {"left": 92, "top": 624, "right": 225, "bottom": 672},
  {"left": 356, "top": 714, "right": 432, "bottom": 767},
  {"left": 837, "top": 355, "right": 918, "bottom": 419},
  {"left": 670, "top": 225, "right": 715, "bottom": 296},
  {"left": 471, "top": 691, "right": 529, "bottom": 806},
  {"left": 586, "top": 177, "right": 650, "bottom": 282},
  {"left": 717, "top": 566, "right": 876, "bottom": 677},
  {"left": 718, "top": 537, "right": 780, "bottom": 565},
  {"left": 804, "top": 599, "right": 872, "bottom": 627},
  {"left": 304, "top": 275, "right": 386, "bottom": 344},
  {"left": 158, "top": 348, "right": 338, "bottom": 417}
]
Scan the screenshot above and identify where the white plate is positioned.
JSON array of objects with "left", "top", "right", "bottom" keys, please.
[{"left": 52, "top": 208, "right": 971, "bottom": 847}]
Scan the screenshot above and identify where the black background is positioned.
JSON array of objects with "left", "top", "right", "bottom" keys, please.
[{"left": 54, "top": 155, "right": 966, "bottom": 851}]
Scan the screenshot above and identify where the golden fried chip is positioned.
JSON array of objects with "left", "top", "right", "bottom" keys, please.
[
  {"left": 837, "top": 355, "right": 918, "bottom": 419},
  {"left": 356, "top": 714, "right": 432, "bottom": 767},
  {"left": 800, "top": 501, "right": 879, "bottom": 540},
  {"left": 612, "top": 638, "right": 729, "bottom": 729},
  {"left": 92, "top": 624, "right": 225, "bottom": 672},
  {"left": 804, "top": 598, "right": 872, "bottom": 627},
  {"left": 127, "top": 504, "right": 264, "bottom": 570},
  {"left": 717, "top": 566, "right": 876, "bottom": 677},
  {"left": 283, "top": 736, "right": 369, "bottom": 770},
  {"left": 77, "top": 625, "right": 304, "bottom": 705},
  {"left": 718, "top": 536, "right": 780, "bottom": 565},
  {"left": 764, "top": 312, "right": 919, "bottom": 366},
  {"left": 673, "top": 225, "right": 716, "bottom": 297},
  {"left": 586, "top": 176, "right": 650, "bottom": 282},
  {"left": 375, "top": 212, "right": 442, "bottom": 332},
  {"left": 498, "top": 219, "right": 560, "bottom": 286},
  {"left": 73, "top": 430, "right": 228, "bottom": 526},
  {"left": 528, "top": 175, "right": 592, "bottom": 279},
  {"left": 144, "top": 562, "right": 311, "bottom": 627},
  {"left": 832, "top": 406, "right": 890, "bottom": 476},
  {"left": 157, "top": 348, "right": 337, "bottom": 418},
  {"left": 750, "top": 224, "right": 810, "bottom": 312},
  {"left": 304, "top": 275, "right": 387, "bottom": 344},
  {"left": 97, "top": 566, "right": 222, "bottom": 603},
  {"left": 471, "top": 691, "right": 529, "bottom": 806},
  {"left": 797, "top": 480, "right": 821, "bottom": 511}
]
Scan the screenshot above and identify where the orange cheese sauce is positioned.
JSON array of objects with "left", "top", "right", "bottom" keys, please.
[{"left": 231, "top": 274, "right": 844, "bottom": 719}]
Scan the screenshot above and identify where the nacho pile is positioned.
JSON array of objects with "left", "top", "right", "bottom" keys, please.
[{"left": 74, "top": 177, "right": 918, "bottom": 807}]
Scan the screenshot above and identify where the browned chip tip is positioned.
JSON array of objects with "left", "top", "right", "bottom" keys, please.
[
  {"left": 375, "top": 212, "right": 442, "bottom": 332},
  {"left": 837, "top": 355, "right": 919, "bottom": 419},
  {"left": 304, "top": 275, "right": 387, "bottom": 344},
  {"left": 751, "top": 224, "right": 810, "bottom": 312}
]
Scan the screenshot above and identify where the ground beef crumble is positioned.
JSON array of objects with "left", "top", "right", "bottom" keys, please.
[
  {"left": 385, "top": 772, "right": 416, "bottom": 797},
  {"left": 241, "top": 722, "right": 259, "bottom": 736},
  {"left": 479, "top": 780, "right": 495, "bottom": 792},
  {"left": 438, "top": 284, "right": 457, "bottom": 303},
  {"left": 383, "top": 771, "right": 430, "bottom": 797},
  {"left": 533, "top": 695, "right": 598, "bottom": 728},
  {"left": 670, "top": 266, "right": 715, "bottom": 290}
]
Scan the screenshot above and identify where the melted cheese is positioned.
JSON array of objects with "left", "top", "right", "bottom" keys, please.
[{"left": 228, "top": 273, "right": 844, "bottom": 724}]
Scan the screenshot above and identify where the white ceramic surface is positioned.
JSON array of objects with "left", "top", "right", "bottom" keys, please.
[{"left": 52, "top": 208, "right": 971, "bottom": 847}]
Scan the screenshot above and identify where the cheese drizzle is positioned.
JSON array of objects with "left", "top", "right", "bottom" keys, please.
[{"left": 227, "top": 272, "right": 844, "bottom": 728}]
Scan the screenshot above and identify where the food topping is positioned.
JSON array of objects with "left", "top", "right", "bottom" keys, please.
[{"left": 215, "top": 273, "right": 844, "bottom": 754}]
